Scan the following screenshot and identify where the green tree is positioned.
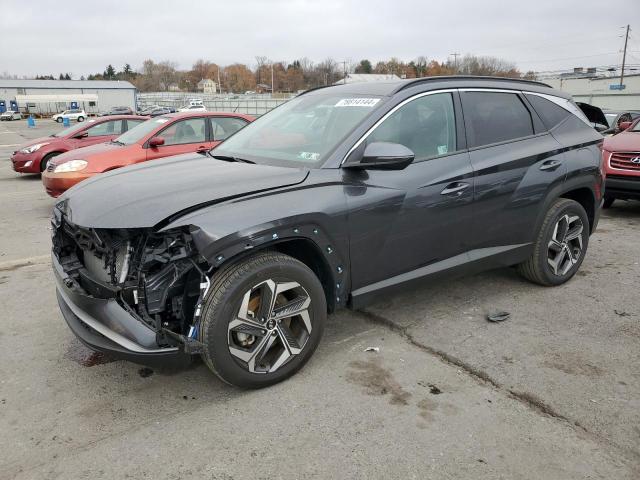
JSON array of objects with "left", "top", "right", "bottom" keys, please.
[
  {"left": 105, "top": 64, "right": 116, "bottom": 79},
  {"left": 355, "top": 59, "right": 372, "bottom": 74}
]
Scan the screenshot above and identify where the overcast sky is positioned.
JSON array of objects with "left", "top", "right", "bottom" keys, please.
[{"left": 2, "top": 0, "right": 639, "bottom": 77}]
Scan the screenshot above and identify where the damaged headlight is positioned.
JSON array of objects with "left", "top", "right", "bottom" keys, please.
[
  {"left": 54, "top": 160, "right": 88, "bottom": 173},
  {"left": 20, "top": 142, "right": 49, "bottom": 154}
]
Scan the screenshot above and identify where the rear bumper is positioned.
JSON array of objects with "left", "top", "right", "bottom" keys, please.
[
  {"left": 54, "top": 253, "right": 189, "bottom": 367},
  {"left": 42, "top": 170, "right": 93, "bottom": 197},
  {"left": 605, "top": 175, "right": 640, "bottom": 200}
]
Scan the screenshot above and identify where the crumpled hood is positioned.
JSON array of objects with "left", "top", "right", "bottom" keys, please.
[
  {"left": 604, "top": 131, "right": 640, "bottom": 152},
  {"left": 58, "top": 153, "right": 309, "bottom": 228}
]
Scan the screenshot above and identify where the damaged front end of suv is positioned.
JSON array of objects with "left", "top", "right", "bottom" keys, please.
[{"left": 52, "top": 205, "right": 211, "bottom": 364}]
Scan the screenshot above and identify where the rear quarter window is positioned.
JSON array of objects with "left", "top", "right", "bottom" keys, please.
[{"left": 525, "top": 94, "right": 572, "bottom": 130}]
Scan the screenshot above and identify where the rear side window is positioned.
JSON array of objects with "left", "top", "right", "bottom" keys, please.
[
  {"left": 525, "top": 94, "right": 571, "bottom": 130},
  {"left": 210, "top": 117, "right": 248, "bottom": 141},
  {"left": 462, "top": 92, "right": 534, "bottom": 148},
  {"left": 86, "top": 120, "right": 123, "bottom": 137}
]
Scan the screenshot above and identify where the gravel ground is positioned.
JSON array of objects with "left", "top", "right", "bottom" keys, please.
[{"left": 1, "top": 119, "right": 638, "bottom": 479}]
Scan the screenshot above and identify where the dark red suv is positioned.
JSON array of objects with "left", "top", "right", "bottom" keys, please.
[
  {"left": 602, "top": 118, "right": 640, "bottom": 207},
  {"left": 11, "top": 115, "right": 148, "bottom": 173}
]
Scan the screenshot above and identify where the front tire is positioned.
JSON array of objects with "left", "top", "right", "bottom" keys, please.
[
  {"left": 77, "top": 116, "right": 84, "bottom": 122},
  {"left": 199, "top": 251, "right": 326, "bottom": 388},
  {"left": 40, "top": 152, "right": 61, "bottom": 172},
  {"left": 56, "top": 117, "right": 63, "bottom": 123},
  {"left": 518, "top": 198, "right": 589, "bottom": 286}
]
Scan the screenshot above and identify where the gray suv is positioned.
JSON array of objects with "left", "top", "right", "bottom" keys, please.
[{"left": 51, "top": 76, "right": 604, "bottom": 388}]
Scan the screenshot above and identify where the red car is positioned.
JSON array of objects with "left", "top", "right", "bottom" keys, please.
[
  {"left": 11, "top": 115, "right": 148, "bottom": 173},
  {"left": 42, "top": 111, "right": 254, "bottom": 197},
  {"left": 602, "top": 118, "right": 640, "bottom": 208}
]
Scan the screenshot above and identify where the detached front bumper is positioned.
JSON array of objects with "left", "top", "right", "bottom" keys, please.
[
  {"left": 42, "top": 170, "right": 93, "bottom": 197},
  {"left": 53, "top": 253, "right": 189, "bottom": 367}
]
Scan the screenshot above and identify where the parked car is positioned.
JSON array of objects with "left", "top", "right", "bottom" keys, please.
[
  {"left": 0, "top": 110, "right": 21, "bottom": 121},
  {"left": 51, "top": 77, "right": 604, "bottom": 388},
  {"left": 601, "top": 117, "right": 640, "bottom": 208},
  {"left": 138, "top": 106, "right": 173, "bottom": 117},
  {"left": 178, "top": 104, "right": 207, "bottom": 112},
  {"left": 52, "top": 109, "right": 87, "bottom": 123},
  {"left": 42, "top": 111, "right": 253, "bottom": 196},
  {"left": 602, "top": 110, "right": 640, "bottom": 135},
  {"left": 100, "top": 106, "right": 134, "bottom": 116},
  {"left": 11, "top": 115, "right": 148, "bottom": 173}
]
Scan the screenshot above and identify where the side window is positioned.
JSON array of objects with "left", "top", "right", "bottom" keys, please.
[
  {"left": 462, "top": 92, "right": 534, "bottom": 148},
  {"left": 367, "top": 93, "right": 457, "bottom": 160},
  {"left": 160, "top": 118, "right": 206, "bottom": 146},
  {"left": 126, "top": 119, "right": 146, "bottom": 130},
  {"left": 525, "top": 94, "right": 571, "bottom": 130},
  {"left": 86, "top": 120, "right": 123, "bottom": 137},
  {"left": 210, "top": 117, "right": 248, "bottom": 141}
]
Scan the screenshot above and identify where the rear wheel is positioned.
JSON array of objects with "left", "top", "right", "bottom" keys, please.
[
  {"left": 77, "top": 116, "right": 84, "bottom": 122},
  {"left": 518, "top": 198, "right": 589, "bottom": 286},
  {"left": 56, "top": 117, "right": 63, "bottom": 123},
  {"left": 199, "top": 251, "right": 326, "bottom": 388},
  {"left": 602, "top": 196, "right": 615, "bottom": 209}
]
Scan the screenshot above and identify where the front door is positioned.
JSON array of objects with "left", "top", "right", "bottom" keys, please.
[
  {"left": 345, "top": 91, "right": 475, "bottom": 292},
  {"left": 146, "top": 117, "right": 213, "bottom": 161}
]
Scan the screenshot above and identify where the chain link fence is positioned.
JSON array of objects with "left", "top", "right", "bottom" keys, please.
[{"left": 137, "top": 92, "right": 295, "bottom": 116}]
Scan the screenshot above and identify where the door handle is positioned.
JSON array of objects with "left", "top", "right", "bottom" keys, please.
[
  {"left": 440, "top": 182, "right": 470, "bottom": 195},
  {"left": 540, "top": 160, "right": 561, "bottom": 171}
]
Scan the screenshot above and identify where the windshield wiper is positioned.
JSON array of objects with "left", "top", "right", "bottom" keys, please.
[
  {"left": 209, "top": 154, "right": 255, "bottom": 164},
  {"left": 110, "top": 140, "right": 125, "bottom": 146}
]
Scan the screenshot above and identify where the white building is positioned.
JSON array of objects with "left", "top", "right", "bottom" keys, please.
[
  {"left": 335, "top": 73, "right": 401, "bottom": 85},
  {"left": 545, "top": 74, "right": 640, "bottom": 110},
  {"left": 197, "top": 79, "right": 218, "bottom": 94},
  {"left": 0, "top": 79, "right": 137, "bottom": 116}
]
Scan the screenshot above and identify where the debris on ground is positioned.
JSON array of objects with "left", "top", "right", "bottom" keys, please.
[
  {"left": 418, "top": 381, "right": 442, "bottom": 394},
  {"left": 364, "top": 347, "right": 380, "bottom": 353},
  {"left": 487, "top": 311, "right": 511, "bottom": 323},
  {"left": 614, "top": 309, "right": 632, "bottom": 317}
]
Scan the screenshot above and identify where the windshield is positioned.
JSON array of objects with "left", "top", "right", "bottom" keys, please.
[
  {"left": 212, "top": 93, "right": 384, "bottom": 168},
  {"left": 631, "top": 120, "right": 640, "bottom": 132},
  {"left": 53, "top": 121, "right": 95, "bottom": 137},
  {"left": 114, "top": 117, "right": 166, "bottom": 145}
]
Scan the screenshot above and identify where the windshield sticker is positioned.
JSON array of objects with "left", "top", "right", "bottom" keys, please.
[
  {"left": 437, "top": 145, "right": 448, "bottom": 155},
  {"left": 155, "top": 118, "right": 169, "bottom": 123},
  {"left": 298, "top": 151, "right": 320, "bottom": 161},
  {"left": 335, "top": 98, "right": 380, "bottom": 108}
]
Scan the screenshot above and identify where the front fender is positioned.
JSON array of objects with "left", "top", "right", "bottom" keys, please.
[{"left": 161, "top": 175, "right": 351, "bottom": 308}]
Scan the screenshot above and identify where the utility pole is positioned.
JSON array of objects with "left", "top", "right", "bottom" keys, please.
[
  {"left": 340, "top": 60, "right": 348, "bottom": 84},
  {"left": 450, "top": 52, "right": 460, "bottom": 73},
  {"left": 217, "top": 66, "right": 221, "bottom": 94},
  {"left": 620, "top": 24, "right": 630, "bottom": 87}
]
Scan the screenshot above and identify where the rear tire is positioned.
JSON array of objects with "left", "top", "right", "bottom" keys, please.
[
  {"left": 56, "top": 117, "right": 63, "bottom": 123},
  {"left": 199, "top": 251, "right": 326, "bottom": 388},
  {"left": 518, "top": 198, "right": 589, "bottom": 286},
  {"left": 602, "top": 196, "right": 615, "bottom": 209},
  {"left": 77, "top": 116, "right": 84, "bottom": 122}
]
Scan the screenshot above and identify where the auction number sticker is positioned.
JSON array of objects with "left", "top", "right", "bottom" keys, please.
[{"left": 335, "top": 98, "right": 380, "bottom": 107}]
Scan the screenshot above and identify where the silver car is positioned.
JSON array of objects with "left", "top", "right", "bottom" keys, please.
[{"left": 0, "top": 110, "right": 21, "bottom": 121}]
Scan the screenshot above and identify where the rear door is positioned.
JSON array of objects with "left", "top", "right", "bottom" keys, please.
[
  {"left": 145, "top": 117, "right": 210, "bottom": 161},
  {"left": 460, "top": 89, "right": 566, "bottom": 251},
  {"left": 209, "top": 116, "right": 250, "bottom": 147}
]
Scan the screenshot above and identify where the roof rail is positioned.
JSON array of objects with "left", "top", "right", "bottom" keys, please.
[
  {"left": 297, "top": 84, "right": 334, "bottom": 97},
  {"left": 395, "top": 75, "right": 552, "bottom": 93}
]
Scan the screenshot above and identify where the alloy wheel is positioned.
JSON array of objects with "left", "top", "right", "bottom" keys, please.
[
  {"left": 547, "top": 214, "right": 584, "bottom": 276},
  {"left": 227, "top": 279, "right": 312, "bottom": 374}
]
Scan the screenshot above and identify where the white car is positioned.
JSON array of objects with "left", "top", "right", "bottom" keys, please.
[
  {"left": 178, "top": 104, "right": 207, "bottom": 112},
  {"left": 52, "top": 109, "right": 86, "bottom": 123},
  {"left": 0, "top": 110, "right": 21, "bottom": 121}
]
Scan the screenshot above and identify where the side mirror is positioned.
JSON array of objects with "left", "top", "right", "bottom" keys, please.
[
  {"left": 73, "top": 132, "right": 88, "bottom": 139},
  {"left": 345, "top": 142, "right": 415, "bottom": 170},
  {"left": 618, "top": 121, "right": 632, "bottom": 131},
  {"left": 149, "top": 136, "right": 165, "bottom": 147}
]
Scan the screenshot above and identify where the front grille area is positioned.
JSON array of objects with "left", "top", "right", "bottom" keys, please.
[{"left": 610, "top": 152, "right": 640, "bottom": 172}]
